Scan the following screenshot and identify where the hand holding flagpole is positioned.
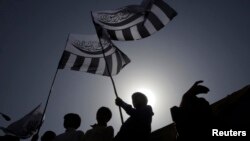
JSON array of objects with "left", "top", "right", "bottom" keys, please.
[{"left": 91, "top": 11, "right": 124, "bottom": 124}]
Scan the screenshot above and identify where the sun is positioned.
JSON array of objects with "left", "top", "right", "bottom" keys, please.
[{"left": 135, "top": 88, "right": 156, "bottom": 107}]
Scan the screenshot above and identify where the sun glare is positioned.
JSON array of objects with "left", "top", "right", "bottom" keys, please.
[{"left": 136, "top": 88, "right": 156, "bottom": 107}]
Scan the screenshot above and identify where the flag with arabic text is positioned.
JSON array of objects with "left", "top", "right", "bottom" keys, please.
[
  {"left": 58, "top": 33, "right": 130, "bottom": 76},
  {"left": 92, "top": 0, "right": 177, "bottom": 41}
]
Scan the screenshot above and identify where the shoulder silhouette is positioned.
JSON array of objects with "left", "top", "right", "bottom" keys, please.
[
  {"left": 114, "top": 92, "right": 154, "bottom": 141},
  {"left": 83, "top": 107, "right": 114, "bottom": 141},
  {"left": 53, "top": 113, "right": 84, "bottom": 141}
]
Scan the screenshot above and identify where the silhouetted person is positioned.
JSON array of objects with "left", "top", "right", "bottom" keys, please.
[
  {"left": 83, "top": 107, "right": 114, "bottom": 141},
  {"left": 53, "top": 113, "right": 84, "bottom": 141},
  {"left": 114, "top": 92, "right": 154, "bottom": 141},
  {"left": 31, "top": 131, "right": 56, "bottom": 141},
  {"left": 41, "top": 131, "right": 56, "bottom": 141},
  {"left": 31, "top": 133, "right": 39, "bottom": 141},
  {"left": 0, "top": 135, "right": 20, "bottom": 141},
  {"left": 171, "top": 80, "right": 213, "bottom": 141}
]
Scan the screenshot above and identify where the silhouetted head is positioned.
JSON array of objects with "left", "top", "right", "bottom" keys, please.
[
  {"left": 41, "top": 131, "right": 56, "bottom": 141},
  {"left": 63, "top": 113, "right": 81, "bottom": 129},
  {"left": 2, "top": 135, "right": 19, "bottom": 141},
  {"left": 132, "top": 92, "right": 148, "bottom": 109},
  {"left": 96, "top": 107, "right": 112, "bottom": 124}
]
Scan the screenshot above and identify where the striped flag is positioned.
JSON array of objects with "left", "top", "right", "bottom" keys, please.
[
  {"left": 1, "top": 104, "right": 43, "bottom": 139},
  {"left": 92, "top": 0, "right": 177, "bottom": 41},
  {"left": 58, "top": 33, "right": 130, "bottom": 76}
]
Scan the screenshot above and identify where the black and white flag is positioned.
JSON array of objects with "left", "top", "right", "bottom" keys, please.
[
  {"left": 1, "top": 104, "right": 43, "bottom": 139},
  {"left": 92, "top": 0, "right": 177, "bottom": 41},
  {"left": 58, "top": 33, "right": 130, "bottom": 76}
]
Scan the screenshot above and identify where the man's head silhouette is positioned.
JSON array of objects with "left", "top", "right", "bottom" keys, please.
[
  {"left": 63, "top": 113, "right": 81, "bottom": 129},
  {"left": 41, "top": 131, "right": 56, "bottom": 141},
  {"left": 132, "top": 92, "right": 148, "bottom": 109},
  {"left": 96, "top": 107, "right": 112, "bottom": 125}
]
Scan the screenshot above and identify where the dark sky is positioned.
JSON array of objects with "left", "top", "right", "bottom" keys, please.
[{"left": 1, "top": 0, "right": 250, "bottom": 139}]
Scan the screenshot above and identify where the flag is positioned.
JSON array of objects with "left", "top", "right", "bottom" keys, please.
[
  {"left": 2, "top": 104, "right": 43, "bottom": 139},
  {"left": 58, "top": 33, "right": 130, "bottom": 76},
  {"left": 92, "top": 0, "right": 177, "bottom": 41},
  {"left": 0, "top": 113, "right": 11, "bottom": 121}
]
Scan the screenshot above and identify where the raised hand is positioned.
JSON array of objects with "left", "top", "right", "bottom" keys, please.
[
  {"left": 186, "top": 80, "right": 209, "bottom": 96},
  {"left": 115, "top": 97, "right": 125, "bottom": 107}
]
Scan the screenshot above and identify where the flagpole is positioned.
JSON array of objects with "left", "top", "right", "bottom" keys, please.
[
  {"left": 91, "top": 12, "right": 124, "bottom": 124},
  {"left": 0, "top": 112, "right": 11, "bottom": 121},
  {"left": 35, "top": 34, "right": 70, "bottom": 138}
]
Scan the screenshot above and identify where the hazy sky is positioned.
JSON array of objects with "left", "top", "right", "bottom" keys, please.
[{"left": 1, "top": 0, "right": 250, "bottom": 140}]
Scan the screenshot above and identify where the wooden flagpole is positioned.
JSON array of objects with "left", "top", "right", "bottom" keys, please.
[
  {"left": 91, "top": 12, "right": 124, "bottom": 124},
  {"left": 34, "top": 34, "right": 70, "bottom": 139}
]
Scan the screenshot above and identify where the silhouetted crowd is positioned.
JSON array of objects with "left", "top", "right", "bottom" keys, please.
[{"left": 1, "top": 81, "right": 238, "bottom": 141}]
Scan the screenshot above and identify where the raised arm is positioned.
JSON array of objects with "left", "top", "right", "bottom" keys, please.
[
  {"left": 115, "top": 97, "right": 136, "bottom": 115},
  {"left": 180, "top": 80, "right": 209, "bottom": 107}
]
